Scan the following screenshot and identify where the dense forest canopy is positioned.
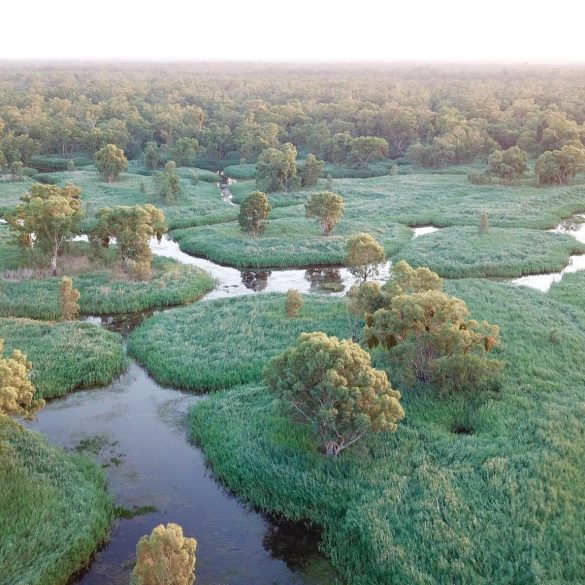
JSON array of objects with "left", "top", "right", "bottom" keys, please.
[{"left": 1, "top": 63, "right": 585, "bottom": 168}]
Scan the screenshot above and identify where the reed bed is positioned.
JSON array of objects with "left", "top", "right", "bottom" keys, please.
[
  {"left": 128, "top": 294, "right": 355, "bottom": 390},
  {"left": 396, "top": 226, "right": 585, "bottom": 278},
  {"left": 0, "top": 256, "right": 214, "bottom": 320},
  {"left": 0, "top": 424, "right": 113, "bottom": 585},
  {"left": 189, "top": 280, "right": 585, "bottom": 585},
  {"left": 0, "top": 318, "right": 126, "bottom": 398}
]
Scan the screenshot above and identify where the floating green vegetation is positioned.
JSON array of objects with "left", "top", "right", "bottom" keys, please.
[
  {"left": 114, "top": 504, "right": 158, "bottom": 519},
  {"left": 74, "top": 433, "right": 119, "bottom": 455}
]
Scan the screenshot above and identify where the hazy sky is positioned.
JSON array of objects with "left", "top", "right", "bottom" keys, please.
[{"left": 2, "top": 0, "right": 584, "bottom": 62}]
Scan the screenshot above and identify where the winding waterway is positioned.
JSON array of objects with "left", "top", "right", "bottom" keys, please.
[
  {"left": 17, "top": 193, "right": 585, "bottom": 584},
  {"left": 18, "top": 223, "right": 438, "bottom": 584},
  {"left": 511, "top": 214, "right": 585, "bottom": 291}
]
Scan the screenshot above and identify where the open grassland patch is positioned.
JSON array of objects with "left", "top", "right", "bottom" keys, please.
[{"left": 189, "top": 280, "right": 585, "bottom": 585}]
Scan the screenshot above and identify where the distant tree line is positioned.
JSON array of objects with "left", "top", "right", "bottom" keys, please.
[{"left": 1, "top": 64, "right": 585, "bottom": 171}]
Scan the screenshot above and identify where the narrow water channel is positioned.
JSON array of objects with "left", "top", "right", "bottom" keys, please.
[
  {"left": 24, "top": 184, "right": 343, "bottom": 584},
  {"left": 28, "top": 361, "right": 335, "bottom": 585},
  {"left": 511, "top": 214, "right": 585, "bottom": 291},
  {"left": 17, "top": 198, "right": 585, "bottom": 585}
]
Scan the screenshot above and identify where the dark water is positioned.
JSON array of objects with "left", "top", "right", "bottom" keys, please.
[
  {"left": 28, "top": 363, "right": 335, "bottom": 585},
  {"left": 24, "top": 201, "right": 343, "bottom": 584}
]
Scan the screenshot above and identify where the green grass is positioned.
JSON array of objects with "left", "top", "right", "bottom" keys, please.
[
  {"left": 171, "top": 215, "right": 412, "bottom": 268},
  {"left": 0, "top": 318, "right": 126, "bottom": 399},
  {"left": 332, "top": 174, "right": 585, "bottom": 229},
  {"left": 188, "top": 280, "right": 585, "bottom": 585},
  {"left": 175, "top": 166, "right": 220, "bottom": 182},
  {"left": 0, "top": 222, "right": 24, "bottom": 269},
  {"left": 128, "top": 294, "right": 355, "bottom": 390},
  {"left": 223, "top": 164, "right": 257, "bottom": 180},
  {"left": 223, "top": 159, "right": 397, "bottom": 181},
  {"left": 0, "top": 178, "right": 33, "bottom": 214},
  {"left": 0, "top": 250, "right": 214, "bottom": 320},
  {"left": 0, "top": 170, "right": 236, "bottom": 229},
  {"left": 323, "top": 159, "right": 396, "bottom": 178},
  {"left": 174, "top": 171, "right": 585, "bottom": 269},
  {"left": 549, "top": 271, "right": 585, "bottom": 314},
  {"left": 396, "top": 226, "right": 585, "bottom": 278},
  {"left": 29, "top": 153, "right": 95, "bottom": 171},
  {"left": 0, "top": 424, "right": 113, "bottom": 585},
  {"left": 228, "top": 179, "right": 316, "bottom": 208}
]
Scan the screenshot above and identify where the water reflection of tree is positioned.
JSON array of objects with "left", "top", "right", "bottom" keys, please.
[
  {"left": 305, "top": 268, "right": 344, "bottom": 292},
  {"left": 262, "top": 517, "right": 322, "bottom": 572},
  {"left": 96, "top": 310, "right": 154, "bottom": 337},
  {"left": 241, "top": 270, "right": 271, "bottom": 291}
]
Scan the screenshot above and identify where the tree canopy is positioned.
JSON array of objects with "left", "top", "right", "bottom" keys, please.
[
  {"left": 91, "top": 204, "right": 167, "bottom": 279},
  {"left": 301, "top": 153, "right": 324, "bottom": 188},
  {"left": 346, "top": 233, "right": 386, "bottom": 281},
  {"left": 536, "top": 145, "right": 585, "bottom": 185},
  {"left": 7, "top": 182, "right": 83, "bottom": 275},
  {"left": 238, "top": 191, "right": 271, "bottom": 236},
  {"left": 256, "top": 143, "right": 297, "bottom": 192},
  {"left": 305, "top": 191, "right": 344, "bottom": 236},
  {"left": 95, "top": 143, "right": 128, "bottom": 182},
  {"left": 362, "top": 262, "right": 502, "bottom": 392},
  {"left": 265, "top": 331, "right": 404, "bottom": 455},
  {"left": 487, "top": 146, "right": 528, "bottom": 183},
  {"left": 154, "top": 160, "right": 181, "bottom": 202}
]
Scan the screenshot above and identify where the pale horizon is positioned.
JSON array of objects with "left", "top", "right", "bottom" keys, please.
[{"left": 3, "top": 0, "right": 585, "bottom": 63}]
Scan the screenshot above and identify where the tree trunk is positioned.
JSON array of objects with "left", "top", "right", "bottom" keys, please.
[
  {"left": 325, "top": 441, "right": 342, "bottom": 456},
  {"left": 51, "top": 253, "right": 57, "bottom": 277}
]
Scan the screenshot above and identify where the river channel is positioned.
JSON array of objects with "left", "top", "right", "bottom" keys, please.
[{"left": 20, "top": 200, "right": 585, "bottom": 584}]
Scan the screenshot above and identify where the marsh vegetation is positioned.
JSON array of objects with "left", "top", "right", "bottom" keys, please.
[{"left": 1, "top": 62, "right": 585, "bottom": 585}]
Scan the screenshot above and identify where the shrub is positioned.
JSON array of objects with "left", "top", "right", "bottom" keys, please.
[
  {"left": 365, "top": 262, "right": 502, "bottom": 392},
  {"left": 346, "top": 232, "right": 385, "bottom": 281},
  {"left": 487, "top": 146, "right": 528, "bottom": 183},
  {"left": 467, "top": 171, "right": 492, "bottom": 185},
  {"left": 238, "top": 191, "right": 271, "bottom": 236},
  {"left": 95, "top": 144, "right": 128, "bottom": 183},
  {"left": 132, "top": 523, "right": 196, "bottom": 585},
  {"left": 285, "top": 289, "right": 303, "bottom": 317},
  {"left": 479, "top": 209, "right": 490, "bottom": 233},
  {"left": 0, "top": 338, "right": 44, "bottom": 420},
  {"left": 305, "top": 191, "right": 344, "bottom": 236},
  {"left": 59, "top": 276, "right": 80, "bottom": 321}
]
